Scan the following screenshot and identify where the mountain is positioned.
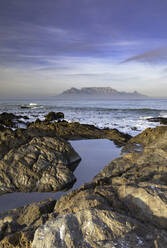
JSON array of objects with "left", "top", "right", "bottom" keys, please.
[{"left": 57, "top": 87, "right": 148, "bottom": 99}]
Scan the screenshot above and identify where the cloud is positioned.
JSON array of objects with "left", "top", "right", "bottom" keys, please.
[{"left": 122, "top": 47, "right": 167, "bottom": 64}]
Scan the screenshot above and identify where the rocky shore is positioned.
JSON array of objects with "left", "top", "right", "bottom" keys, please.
[{"left": 0, "top": 112, "right": 167, "bottom": 247}]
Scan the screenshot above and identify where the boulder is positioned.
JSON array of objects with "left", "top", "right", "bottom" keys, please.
[
  {"left": 147, "top": 117, "right": 167, "bottom": 125},
  {"left": 45, "top": 112, "right": 64, "bottom": 122},
  {"left": 0, "top": 112, "right": 29, "bottom": 128},
  {"left": 0, "top": 136, "right": 81, "bottom": 194}
]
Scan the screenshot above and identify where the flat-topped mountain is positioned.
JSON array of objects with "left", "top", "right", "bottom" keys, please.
[{"left": 57, "top": 87, "right": 148, "bottom": 99}]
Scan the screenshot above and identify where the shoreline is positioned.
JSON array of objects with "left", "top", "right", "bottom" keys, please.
[{"left": 0, "top": 111, "right": 167, "bottom": 247}]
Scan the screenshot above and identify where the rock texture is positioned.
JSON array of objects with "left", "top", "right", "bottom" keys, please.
[
  {"left": 32, "top": 208, "right": 166, "bottom": 248},
  {"left": 0, "top": 136, "right": 81, "bottom": 194},
  {"left": 0, "top": 199, "right": 56, "bottom": 247},
  {"left": 27, "top": 120, "right": 131, "bottom": 145}
]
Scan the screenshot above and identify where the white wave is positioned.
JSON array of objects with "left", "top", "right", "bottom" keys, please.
[{"left": 29, "top": 103, "right": 37, "bottom": 106}]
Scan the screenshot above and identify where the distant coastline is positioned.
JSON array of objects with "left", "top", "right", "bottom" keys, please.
[{"left": 56, "top": 87, "right": 148, "bottom": 100}]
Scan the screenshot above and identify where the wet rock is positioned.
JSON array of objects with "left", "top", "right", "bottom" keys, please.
[
  {"left": 0, "top": 112, "right": 29, "bottom": 128},
  {"left": 27, "top": 121, "right": 131, "bottom": 145},
  {"left": 0, "top": 136, "right": 81, "bottom": 194},
  {"left": 45, "top": 112, "right": 64, "bottom": 122},
  {"left": 131, "top": 126, "right": 138, "bottom": 131},
  {"left": 0, "top": 112, "right": 17, "bottom": 128},
  {"left": 147, "top": 117, "right": 167, "bottom": 125}
]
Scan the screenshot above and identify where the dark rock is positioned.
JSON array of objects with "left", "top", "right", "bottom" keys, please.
[
  {"left": 147, "top": 117, "right": 167, "bottom": 125},
  {"left": 0, "top": 112, "right": 16, "bottom": 128},
  {"left": 34, "top": 118, "right": 41, "bottom": 124},
  {"left": 27, "top": 120, "right": 131, "bottom": 145},
  {"left": 131, "top": 126, "right": 138, "bottom": 131},
  {"left": 0, "top": 125, "right": 6, "bottom": 132},
  {"left": 45, "top": 112, "right": 64, "bottom": 122},
  {"left": 0, "top": 112, "right": 29, "bottom": 128}
]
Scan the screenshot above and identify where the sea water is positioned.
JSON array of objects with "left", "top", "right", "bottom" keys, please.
[{"left": 0, "top": 98, "right": 167, "bottom": 135}]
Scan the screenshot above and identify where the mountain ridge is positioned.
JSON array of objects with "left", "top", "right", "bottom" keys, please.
[{"left": 57, "top": 87, "right": 148, "bottom": 99}]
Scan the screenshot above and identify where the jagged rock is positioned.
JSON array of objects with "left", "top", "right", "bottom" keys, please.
[
  {"left": 117, "top": 183, "right": 167, "bottom": 229},
  {"left": 45, "top": 112, "right": 64, "bottom": 122},
  {"left": 147, "top": 117, "right": 167, "bottom": 125},
  {"left": 0, "top": 112, "right": 29, "bottom": 128},
  {"left": 0, "top": 199, "right": 56, "bottom": 247},
  {"left": 0, "top": 128, "right": 30, "bottom": 159},
  {"left": 126, "top": 125, "right": 167, "bottom": 147},
  {"left": 32, "top": 208, "right": 167, "bottom": 248},
  {"left": 0, "top": 136, "right": 81, "bottom": 194},
  {"left": 27, "top": 120, "right": 131, "bottom": 145}
]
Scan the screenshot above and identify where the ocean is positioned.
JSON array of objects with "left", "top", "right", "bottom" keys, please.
[{"left": 0, "top": 98, "right": 167, "bottom": 135}]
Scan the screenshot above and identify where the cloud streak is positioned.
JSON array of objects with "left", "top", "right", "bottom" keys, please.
[{"left": 122, "top": 47, "right": 167, "bottom": 64}]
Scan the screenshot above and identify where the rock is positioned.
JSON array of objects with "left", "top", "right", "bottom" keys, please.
[
  {"left": 0, "top": 112, "right": 16, "bottom": 128},
  {"left": 0, "top": 136, "right": 81, "bottom": 194},
  {"left": 0, "top": 125, "right": 5, "bottom": 132},
  {"left": 147, "top": 117, "right": 167, "bottom": 125},
  {"left": 94, "top": 136, "right": 167, "bottom": 187},
  {"left": 45, "top": 112, "right": 64, "bottom": 122},
  {"left": 131, "top": 126, "right": 138, "bottom": 131},
  {"left": 0, "top": 199, "right": 56, "bottom": 247},
  {"left": 126, "top": 125, "right": 167, "bottom": 147},
  {"left": 1, "top": 125, "right": 167, "bottom": 247},
  {"left": 0, "top": 112, "right": 29, "bottom": 128},
  {"left": 0, "top": 128, "right": 31, "bottom": 160},
  {"left": 27, "top": 120, "right": 131, "bottom": 145},
  {"left": 32, "top": 208, "right": 167, "bottom": 248},
  {"left": 117, "top": 184, "right": 167, "bottom": 229}
]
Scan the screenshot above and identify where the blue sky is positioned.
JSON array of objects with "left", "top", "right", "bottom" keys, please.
[{"left": 0, "top": 0, "right": 167, "bottom": 98}]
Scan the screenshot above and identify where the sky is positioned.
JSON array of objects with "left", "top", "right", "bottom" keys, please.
[{"left": 0, "top": 0, "right": 167, "bottom": 98}]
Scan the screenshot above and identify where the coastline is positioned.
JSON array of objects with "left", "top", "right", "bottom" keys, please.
[{"left": 0, "top": 111, "right": 167, "bottom": 247}]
